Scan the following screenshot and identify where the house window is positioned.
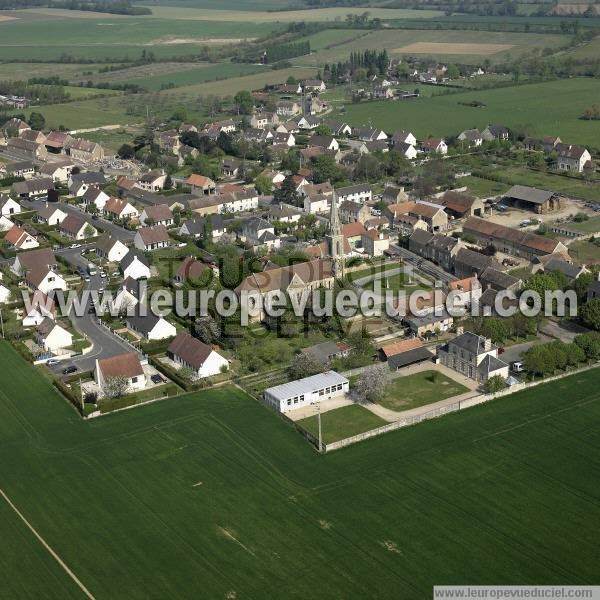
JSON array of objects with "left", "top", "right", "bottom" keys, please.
[
  {"left": 299, "top": 395, "right": 304, "bottom": 402},
  {"left": 325, "top": 387, "right": 330, "bottom": 394},
  {"left": 319, "top": 389, "right": 324, "bottom": 396},
  {"left": 287, "top": 399, "right": 291, "bottom": 406},
  {"left": 293, "top": 396, "right": 298, "bottom": 404},
  {"left": 337, "top": 384, "right": 342, "bottom": 391},
  {"left": 131, "top": 377, "right": 138, "bottom": 383}
]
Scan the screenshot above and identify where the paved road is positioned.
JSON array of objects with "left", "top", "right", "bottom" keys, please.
[
  {"left": 389, "top": 244, "right": 456, "bottom": 285},
  {"left": 49, "top": 251, "right": 136, "bottom": 375}
]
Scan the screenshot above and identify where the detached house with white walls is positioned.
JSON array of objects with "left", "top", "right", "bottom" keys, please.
[
  {"left": 120, "top": 251, "right": 151, "bottom": 280},
  {"left": 95, "top": 353, "right": 146, "bottom": 395},
  {"left": 96, "top": 234, "right": 129, "bottom": 263},
  {"left": 167, "top": 332, "right": 228, "bottom": 379},
  {"left": 134, "top": 225, "right": 171, "bottom": 252}
]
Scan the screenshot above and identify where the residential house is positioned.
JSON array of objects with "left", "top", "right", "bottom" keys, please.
[
  {"left": 276, "top": 100, "right": 301, "bottom": 117},
  {"left": 481, "top": 124, "right": 510, "bottom": 142},
  {"left": 39, "top": 160, "right": 74, "bottom": 183},
  {"left": 111, "top": 278, "right": 147, "bottom": 313},
  {"left": 437, "top": 331, "right": 509, "bottom": 383},
  {"left": 387, "top": 201, "right": 448, "bottom": 232},
  {"left": 390, "top": 130, "right": 417, "bottom": 147},
  {"left": 172, "top": 256, "right": 212, "bottom": 286},
  {"left": 137, "top": 169, "right": 168, "bottom": 192},
  {"left": 361, "top": 229, "right": 389, "bottom": 257},
  {"left": 120, "top": 251, "right": 151, "bottom": 280},
  {"left": 179, "top": 214, "right": 226, "bottom": 241},
  {"left": 22, "top": 291, "right": 56, "bottom": 327},
  {"left": 188, "top": 189, "right": 258, "bottom": 215},
  {"left": 12, "top": 177, "right": 54, "bottom": 199},
  {"left": 296, "top": 115, "right": 320, "bottom": 130},
  {"left": 250, "top": 111, "right": 278, "bottom": 130},
  {"left": 95, "top": 353, "right": 146, "bottom": 395},
  {"left": 556, "top": 144, "right": 592, "bottom": 173},
  {"left": 103, "top": 197, "right": 139, "bottom": 221},
  {"left": 126, "top": 311, "right": 176, "bottom": 341},
  {"left": 186, "top": 174, "right": 216, "bottom": 196},
  {"left": 5, "top": 161, "right": 35, "bottom": 179},
  {"left": 448, "top": 275, "right": 483, "bottom": 308},
  {"left": 25, "top": 264, "right": 67, "bottom": 295},
  {"left": 355, "top": 127, "right": 387, "bottom": 142},
  {"left": 272, "top": 132, "right": 295, "bottom": 147},
  {"left": 304, "top": 193, "right": 329, "bottom": 214},
  {"left": 305, "top": 95, "right": 326, "bottom": 115},
  {"left": 3, "top": 117, "right": 29, "bottom": 135},
  {"left": 266, "top": 203, "right": 302, "bottom": 224},
  {"left": 309, "top": 135, "right": 339, "bottom": 152},
  {"left": 96, "top": 234, "right": 129, "bottom": 263},
  {"left": 322, "top": 120, "right": 352, "bottom": 136},
  {"left": 382, "top": 185, "right": 408, "bottom": 204},
  {"left": 59, "top": 214, "right": 96, "bottom": 240},
  {"left": 408, "top": 230, "right": 461, "bottom": 271},
  {"left": 155, "top": 129, "right": 180, "bottom": 155},
  {"left": 336, "top": 184, "right": 372, "bottom": 205},
  {"left": 12, "top": 248, "right": 56, "bottom": 277},
  {"left": 35, "top": 318, "right": 72, "bottom": 353},
  {"left": 134, "top": 225, "right": 171, "bottom": 252},
  {"left": 68, "top": 172, "right": 106, "bottom": 197},
  {"left": 5, "top": 224, "right": 39, "bottom": 250},
  {"left": 81, "top": 186, "right": 110, "bottom": 211},
  {"left": 302, "top": 79, "right": 326, "bottom": 93},
  {"left": 35, "top": 203, "right": 67, "bottom": 226},
  {"left": 457, "top": 128, "right": 483, "bottom": 147},
  {"left": 0, "top": 284, "right": 10, "bottom": 304},
  {"left": 420, "top": 138, "right": 448, "bottom": 155},
  {"left": 139, "top": 204, "right": 174, "bottom": 228},
  {"left": 167, "top": 331, "right": 229, "bottom": 378},
  {"left": 6, "top": 137, "right": 47, "bottom": 160},
  {"left": 339, "top": 200, "right": 370, "bottom": 224},
  {"left": 0, "top": 195, "right": 21, "bottom": 217},
  {"left": 300, "top": 341, "right": 352, "bottom": 367},
  {"left": 221, "top": 158, "right": 242, "bottom": 178},
  {"left": 241, "top": 217, "right": 280, "bottom": 251}
]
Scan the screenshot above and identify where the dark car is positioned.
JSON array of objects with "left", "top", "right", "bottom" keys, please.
[
  {"left": 62, "top": 365, "right": 78, "bottom": 375},
  {"left": 88, "top": 305, "right": 96, "bottom": 314},
  {"left": 151, "top": 374, "right": 166, "bottom": 384}
]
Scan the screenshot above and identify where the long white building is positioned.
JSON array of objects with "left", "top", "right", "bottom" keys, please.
[{"left": 264, "top": 371, "right": 349, "bottom": 413}]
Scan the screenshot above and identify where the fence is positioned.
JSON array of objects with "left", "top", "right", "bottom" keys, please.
[{"left": 322, "top": 361, "right": 600, "bottom": 453}]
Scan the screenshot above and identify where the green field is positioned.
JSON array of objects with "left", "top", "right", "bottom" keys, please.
[
  {"left": 340, "top": 78, "right": 600, "bottom": 147},
  {"left": 566, "top": 215, "right": 600, "bottom": 233},
  {"left": 460, "top": 175, "right": 511, "bottom": 198},
  {"left": 568, "top": 240, "right": 600, "bottom": 264},
  {"left": 0, "top": 341, "right": 599, "bottom": 597},
  {"left": 293, "top": 28, "right": 570, "bottom": 66},
  {"left": 379, "top": 370, "right": 470, "bottom": 412},
  {"left": 297, "top": 404, "right": 387, "bottom": 443}
]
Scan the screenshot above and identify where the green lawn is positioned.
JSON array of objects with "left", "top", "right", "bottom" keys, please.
[
  {"left": 379, "top": 370, "right": 470, "bottom": 412},
  {"left": 340, "top": 78, "right": 600, "bottom": 147},
  {"left": 0, "top": 342, "right": 599, "bottom": 597},
  {"left": 563, "top": 216, "right": 600, "bottom": 233},
  {"left": 297, "top": 404, "right": 387, "bottom": 443},
  {"left": 364, "top": 271, "right": 432, "bottom": 293},
  {"left": 568, "top": 239, "right": 600, "bottom": 264},
  {"left": 460, "top": 175, "right": 511, "bottom": 198},
  {"left": 347, "top": 261, "right": 400, "bottom": 282}
]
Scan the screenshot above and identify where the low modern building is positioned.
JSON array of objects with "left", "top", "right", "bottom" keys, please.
[{"left": 263, "top": 370, "right": 349, "bottom": 413}]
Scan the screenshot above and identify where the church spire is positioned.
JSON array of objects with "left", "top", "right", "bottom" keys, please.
[{"left": 327, "top": 186, "right": 344, "bottom": 277}]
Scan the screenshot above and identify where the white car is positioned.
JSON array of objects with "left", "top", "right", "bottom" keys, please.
[
  {"left": 70, "top": 244, "right": 82, "bottom": 249},
  {"left": 46, "top": 359, "right": 59, "bottom": 366}
]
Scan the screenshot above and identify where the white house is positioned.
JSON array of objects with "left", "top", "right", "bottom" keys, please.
[
  {"left": 448, "top": 275, "right": 482, "bottom": 309},
  {"left": 0, "top": 195, "right": 21, "bottom": 217},
  {"left": 139, "top": 205, "right": 174, "bottom": 228},
  {"left": 35, "top": 318, "right": 73, "bottom": 353},
  {"left": 556, "top": 144, "right": 592, "bottom": 173},
  {"left": 391, "top": 130, "right": 417, "bottom": 147},
  {"left": 0, "top": 215, "right": 13, "bottom": 231},
  {"left": 137, "top": 169, "right": 168, "bottom": 192},
  {"left": 111, "top": 278, "right": 147, "bottom": 313},
  {"left": 263, "top": 370, "right": 349, "bottom": 414},
  {"left": 96, "top": 234, "right": 129, "bottom": 263},
  {"left": 82, "top": 186, "right": 110, "bottom": 211},
  {"left": 395, "top": 142, "right": 418, "bottom": 160},
  {"left": 421, "top": 138, "right": 448, "bottom": 155},
  {"left": 0, "top": 284, "right": 10, "bottom": 304},
  {"left": 126, "top": 311, "right": 176, "bottom": 341},
  {"left": 167, "top": 332, "right": 229, "bottom": 379},
  {"left": 458, "top": 129, "right": 483, "bottom": 147},
  {"left": 304, "top": 194, "right": 329, "bottom": 214},
  {"left": 26, "top": 266, "right": 67, "bottom": 295},
  {"left": 5, "top": 225, "right": 39, "bottom": 250},
  {"left": 120, "top": 251, "right": 151, "bottom": 280},
  {"left": 59, "top": 214, "right": 97, "bottom": 241},
  {"left": 336, "top": 184, "right": 372, "bottom": 205},
  {"left": 134, "top": 225, "right": 171, "bottom": 252},
  {"left": 22, "top": 291, "right": 56, "bottom": 327},
  {"left": 95, "top": 353, "right": 146, "bottom": 395},
  {"left": 104, "top": 197, "right": 139, "bottom": 221},
  {"left": 39, "top": 160, "right": 74, "bottom": 183},
  {"left": 35, "top": 204, "right": 67, "bottom": 226}
]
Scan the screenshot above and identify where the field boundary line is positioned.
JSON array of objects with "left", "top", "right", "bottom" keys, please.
[{"left": 0, "top": 488, "right": 95, "bottom": 600}]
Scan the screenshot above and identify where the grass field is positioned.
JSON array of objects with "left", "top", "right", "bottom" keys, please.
[
  {"left": 565, "top": 215, "right": 600, "bottom": 233},
  {"left": 460, "top": 175, "right": 511, "bottom": 197},
  {"left": 297, "top": 404, "right": 387, "bottom": 443},
  {"left": 379, "top": 370, "right": 469, "bottom": 412},
  {"left": 568, "top": 239, "right": 600, "bottom": 263},
  {"left": 340, "top": 78, "right": 600, "bottom": 147},
  {"left": 293, "top": 28, "right": 570, "bottom": 66},
  {"left": 0, "top": 341, "right": 599, "bottom": 597}
]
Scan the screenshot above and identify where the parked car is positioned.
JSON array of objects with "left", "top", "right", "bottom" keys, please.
[
  {"left": 46, "top": 359, "right": 58, "bottom": 366},
  {"left": 70, "top": 244, "right": 82, "bottom": 249},
  {"left": 151, "top": 374, "right": 167, "bottom": 384},
  {"left": 62, "top": 365, "right": 78, "bottom": 375},
  {"left": 512, "top": 361, "right": 524, "bottom": 373}
]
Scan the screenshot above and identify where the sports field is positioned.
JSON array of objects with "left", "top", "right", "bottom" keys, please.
[
  {"left": 340, "top": 78, "right": 600, "bottom": 147},
  {"left": 0, "top": 342, "right": 599, "bottom": 597}
]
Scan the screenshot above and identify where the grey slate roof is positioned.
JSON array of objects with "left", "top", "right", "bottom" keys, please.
[{"left": 387, "top": 346, "right": 434, "bottom": 369}]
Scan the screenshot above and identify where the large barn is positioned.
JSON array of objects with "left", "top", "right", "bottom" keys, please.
[{"left": 503, "top": 185, "right": 561, "bottom": 213}]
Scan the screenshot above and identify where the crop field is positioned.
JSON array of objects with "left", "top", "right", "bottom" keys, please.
[
  {"left": 0, "top": 342, "right": 599, "bottom": 597},
  {"left": 339, "top": 78, "right": 600, "bottom": 147},
  {"left": 293, "top": 29, "right": 570, "bottom": 66}
]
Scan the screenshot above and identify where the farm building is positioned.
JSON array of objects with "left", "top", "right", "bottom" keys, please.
[{"left": 503, "top": 185, "right": 561, "bottom": 213}]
